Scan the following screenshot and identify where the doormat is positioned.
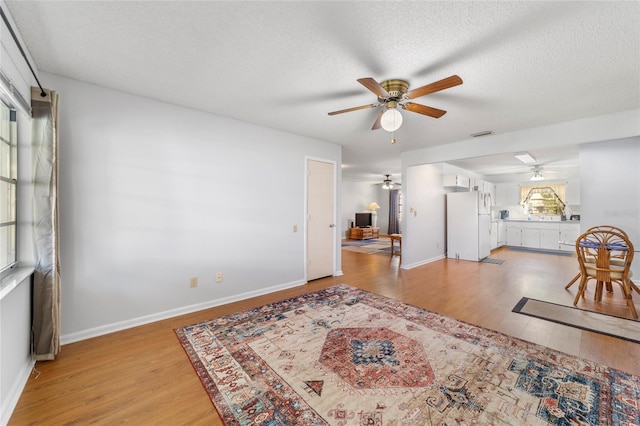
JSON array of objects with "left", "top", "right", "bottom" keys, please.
[
  {"left": 512, "top": 297, "right": 640, "bottom": 343},
  {"left": 508, "top": 246, "right": 574, "bottom": 256},
  {"left": 175, "top": 285, "right": 639, "bottom": 425},
  {"left": 482, "top": 257, "right": 505, "bottom": 264}
]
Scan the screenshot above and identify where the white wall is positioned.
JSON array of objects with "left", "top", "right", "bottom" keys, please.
[
  {"left": 580, "top": 137, "right": 640, "bottom": 278},
  {"left": 42, "top": 73, "right": 341, "bottom": 343},
  {"left": 0, "top": 274, "right": 32, "bottom": 425},
  {"left": 402, "top": 163, "right": 446, "bottom": 268},
  {"left": 341, "top": 180, "right": 378, "bottom": 236},
  {"left": 1, "top": 2, "right": 37, "bottom": 422}
]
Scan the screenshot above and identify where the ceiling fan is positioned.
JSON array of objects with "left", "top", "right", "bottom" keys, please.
[
  {"left": 517, "top": 166, "right": 558, "bottom": 181},
  {"left": 328, "top": 75, "right": 463, "bottom": 131},
  {"left": 530, "top": 166, "right": 545, "bottom": 181}
]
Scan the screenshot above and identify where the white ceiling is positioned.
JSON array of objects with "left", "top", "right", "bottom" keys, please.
[{"left": 4, "top": 1, "right": 639, "bottom": 184}]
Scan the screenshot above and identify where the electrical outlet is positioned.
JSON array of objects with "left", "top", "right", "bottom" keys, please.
[
  {"left": 215, "top": 272, "right": 223, "bottom": 283},
  {"left": 293, "top": 224, "right": 297, "bottom": 233},
  {"left": 190, "top": 277, "right": 198, "bottom": 288}
]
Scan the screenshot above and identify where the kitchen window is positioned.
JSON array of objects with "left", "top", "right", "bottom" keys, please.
[{"left": 520, "top": 184, "right": 566, "bottom": 216}]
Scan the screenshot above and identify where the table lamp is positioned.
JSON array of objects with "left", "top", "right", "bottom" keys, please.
[{"left": 368, "top": 202, "right": 380, "bottom": 228}]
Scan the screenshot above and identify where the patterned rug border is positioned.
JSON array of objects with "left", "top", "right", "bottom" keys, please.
[
  {"left": 175, "top": 284, "right": 640, "bottom": 425},
  {"left": 512, "top": 296, "right": 640, "bottom": 344}
]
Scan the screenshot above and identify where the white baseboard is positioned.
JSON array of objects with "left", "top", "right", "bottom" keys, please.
[
  {"left": 60, "top": 279, "right": 307, "bottom": 345},
  {"left": 401, "top": 254, "right": 445, "bottom": 270},
  {"left": 1, "top": 358, "right": 35, "bottom": 426}
]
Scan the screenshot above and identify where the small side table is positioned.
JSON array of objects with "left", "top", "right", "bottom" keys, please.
[{"left": 389, "top": 234, "right": 402, "bottom": 259}]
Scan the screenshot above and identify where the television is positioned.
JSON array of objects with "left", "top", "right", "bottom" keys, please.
[{"left": 355, "top": 212, "right": 372, "bottom": 228}]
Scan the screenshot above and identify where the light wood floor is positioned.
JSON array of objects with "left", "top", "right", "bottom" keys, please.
[{"left": 10, "top": 246, "right": 640, "bottom": 425}]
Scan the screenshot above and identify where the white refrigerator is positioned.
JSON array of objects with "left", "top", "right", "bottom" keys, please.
[{"left": 447, "top": 191, "right": 492, "bottom": 261}]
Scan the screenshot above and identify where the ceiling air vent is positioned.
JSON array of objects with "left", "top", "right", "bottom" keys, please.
[{"left": 471, "top": 130, "right": 493, "bottom": 137}]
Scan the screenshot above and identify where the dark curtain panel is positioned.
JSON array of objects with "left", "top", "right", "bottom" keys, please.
[{"left": 388, "top": 189, "right": 400, "bottom": 234}]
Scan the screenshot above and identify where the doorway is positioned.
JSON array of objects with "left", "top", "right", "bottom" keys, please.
[{"left": 306, "top": 159, "right": 335, "bottom": 281}]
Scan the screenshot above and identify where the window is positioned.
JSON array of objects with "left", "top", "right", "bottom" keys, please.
[
  {"left": 520, "top": 184, "right": 566, "bottom": 216},
  {"left": 0, "top": 100, "right": 17, "bottom": 272}
]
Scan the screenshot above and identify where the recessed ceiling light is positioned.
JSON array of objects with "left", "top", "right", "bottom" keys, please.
[{"left": 514, "top": 152, "right": 536, "bottom": 164}]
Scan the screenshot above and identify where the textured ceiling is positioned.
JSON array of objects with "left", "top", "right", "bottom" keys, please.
[{"left": 4, "top": 1, "right": 640, "bottom": 183}]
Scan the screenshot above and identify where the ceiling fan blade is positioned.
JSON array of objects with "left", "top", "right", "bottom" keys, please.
[
  {"left": 328, "top": 104, "right": 378, "bottom": 116},
  {"left": 406, "top": 75, "right": 463, "bottom": 99},
  {"left": 404, "top": 102, "right": 447, "bottom": 118},
  {"left": 371, "top": 110, "right": 383, "bottom": 130},
  {"left": 357, "top": 78, "right": 390, "bottom": 98}
]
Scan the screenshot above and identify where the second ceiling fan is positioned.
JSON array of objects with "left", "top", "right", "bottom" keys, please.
[{"left": 328, "top": 75, "right": 463, "bottom": 131}]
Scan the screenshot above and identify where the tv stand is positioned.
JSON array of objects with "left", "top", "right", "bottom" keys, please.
[{"left": 349, "top": 227, "right": 379, "bottom": 240}]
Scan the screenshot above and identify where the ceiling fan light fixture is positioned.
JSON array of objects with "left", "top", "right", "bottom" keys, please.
[
  {"left": 530, "top": 169, "right": 544, "bottom": 181},
  {"left": 382, "top": 174, "right": 394, "bottom": 189},
  {"left": 380, "top": 108, "right": 403, "bottom": 132}
]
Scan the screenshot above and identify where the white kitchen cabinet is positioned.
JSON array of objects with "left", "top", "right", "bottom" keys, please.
[
  {"left": 521, "top": 228, "right": 540, "bottom": 248},
  {"left": 443, "top": 174, "right": 469, "bottom": 190},
  {"left": 560, "top": 223, "right": 581, "bottom": 252},
  {"left": 540, "top": 228, "right": 560, "bottom": 250},
  {"left": 483, "top": 181, "right": 496, "bottom": 206},
  {"left": 565, "top": 179, "right": 580, "bottom": 205},
  {"left": 498, "top": 222, "right": 506, "bottom": 247},
  {"left": 506, "top": 227, "right": 522, "bottom": 246},
  {"left": 506, "top": 221, "right": 563, "bottom": 250},
  {"left": 491, "top": 222, "right": 498, "bottom": 249},
  {"left": 495, "top": 183, "right": 520, "bottom": 206}
]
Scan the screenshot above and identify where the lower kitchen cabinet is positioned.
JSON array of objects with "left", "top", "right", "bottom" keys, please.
[
  {"left": 504, "top": 221, "right": 576, "bottom": 251},
  {"left": 560, "top": 223, "right": 581, "bottom": 252},
  {"left": 540, "top": 228, "right": 560, "bottom": 250},
  {"left": 491, "top": 222, "right": 498, "bottom": 249},
  {"left": 506, "top": 227, "right": 522, "bottom": 246},
  {"left": 521, "top": 228, "right": 540, "bottom": 248}
]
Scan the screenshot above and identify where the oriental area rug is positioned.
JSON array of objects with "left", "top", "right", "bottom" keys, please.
[
  {"left": 175, "top": 284, "right": 640, "bottom": 425},
  {"left": 341, "top": 238, "right": 398, "bottom": 256}
]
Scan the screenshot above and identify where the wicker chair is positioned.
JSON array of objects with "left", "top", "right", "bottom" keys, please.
[
  {"left": 585, "top": 225, "right": 629, "bottom": 292},
  {"left": 573, "top": 228, "right": 637, "bottom": 319},
  {"left": 565, "top": 225, "right": 630, "bottom": 290}
]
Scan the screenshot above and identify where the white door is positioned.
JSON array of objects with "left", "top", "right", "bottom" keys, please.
[{"left": 307, "top": 159, "right": 335, "bottom": 280}]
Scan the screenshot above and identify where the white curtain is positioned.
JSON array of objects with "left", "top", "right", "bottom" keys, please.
[
  {"left": 31, "top": 86, "right": 61, "bottom": 360},
  {"left": 520, "top": 183, "right": 566, "bottom": 203}
]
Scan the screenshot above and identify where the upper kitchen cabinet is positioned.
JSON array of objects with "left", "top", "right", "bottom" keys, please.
[
  {"left": 495, "top": 183, "right": 520, "bottom": 206},
  {"left": 483, "top": 181, "right": 496, "bottom": 202},
  {"left": 565, "top": 179, "right": 580, "bottom": 205},
  {"left": 470, "top": 178, "right": 496, "bottom": 198},
  {"left": 443, "top": 174, "right": 470, "bottom": 191}
]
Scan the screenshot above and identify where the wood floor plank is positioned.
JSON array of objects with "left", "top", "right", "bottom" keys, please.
[{"left": 9, "top": 246, "right": 640, "bottom": 424}]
